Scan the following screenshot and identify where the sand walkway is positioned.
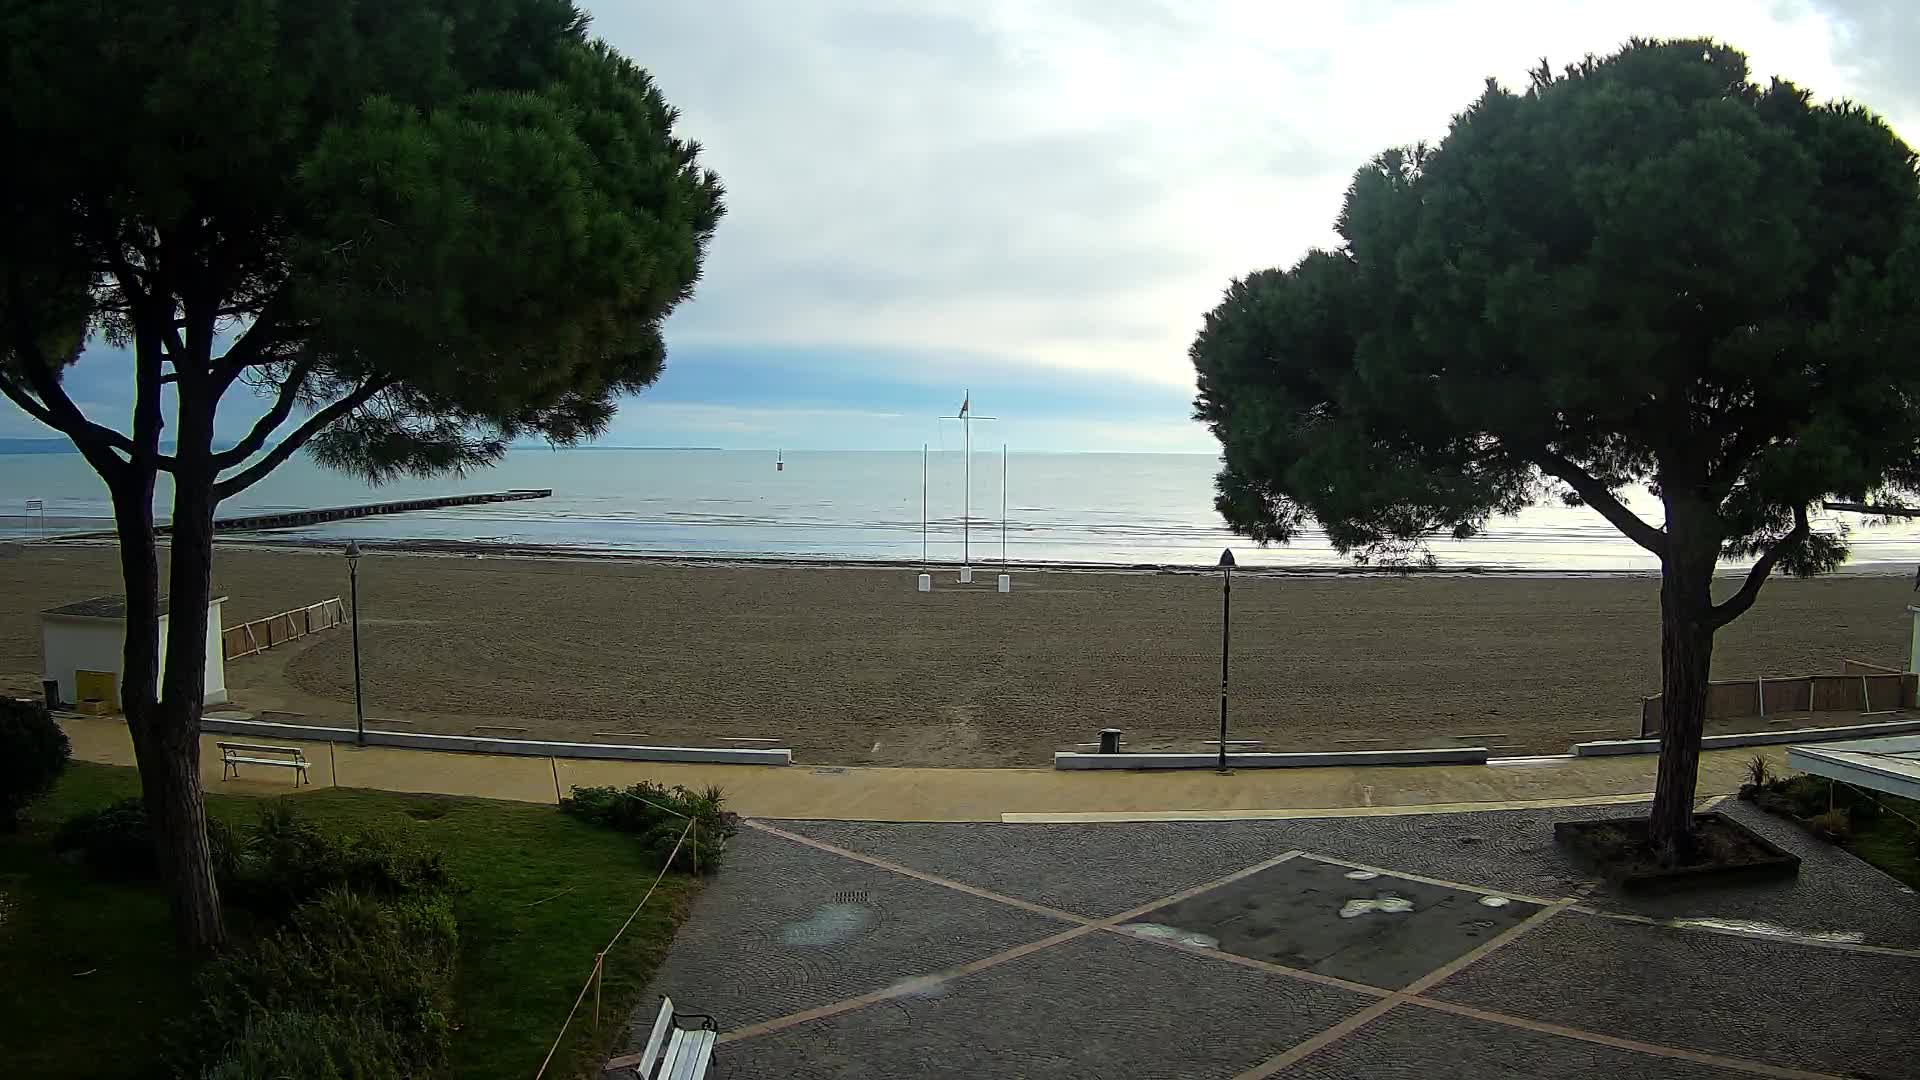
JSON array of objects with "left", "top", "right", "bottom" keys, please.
[{"left": 60, "top": 714, "right": 1774, "bottom": 822}]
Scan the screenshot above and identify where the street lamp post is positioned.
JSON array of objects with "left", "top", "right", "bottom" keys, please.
[
  {"left": 346, "top": 542, "right": 365, "bottom": 747},
  {"left": 1217, "top": 548, "right": 1235, "bottom": 773}
]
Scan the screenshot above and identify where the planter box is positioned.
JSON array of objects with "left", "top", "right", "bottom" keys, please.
[{"left": 1553, "top": 812, "right": 1801, "bottom": 894}]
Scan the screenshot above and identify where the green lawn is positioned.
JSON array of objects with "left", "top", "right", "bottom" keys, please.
[
  {"left": 0, "top": 762, "right": 699, "bottom": 1079},
  {"left": 1846, "top": 796, "right": 1920, "bottom": 891}
]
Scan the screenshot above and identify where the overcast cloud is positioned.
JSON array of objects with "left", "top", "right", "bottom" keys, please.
[{"left": 7, "top": 1, "right": 1917, "bottom": 451}]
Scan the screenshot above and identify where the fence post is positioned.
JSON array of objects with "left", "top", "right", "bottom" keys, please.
[{"left": 593, "top": 952, "right": 604, "bottom": 1027}]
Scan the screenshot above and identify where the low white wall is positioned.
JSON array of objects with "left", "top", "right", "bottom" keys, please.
[
  {"left": 1573, "top": 717, "right": 1920, "bottom": 756},
  {"left": 1053, "top": 747, "right": 1490, "bottom": 770},
  {"left": 198, "top": 716, "right": 793, "bottom": 766}
]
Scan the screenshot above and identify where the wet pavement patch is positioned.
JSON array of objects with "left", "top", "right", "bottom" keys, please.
[{"left": 1119, "top": 857, "right": 1541, "bottom": 989}]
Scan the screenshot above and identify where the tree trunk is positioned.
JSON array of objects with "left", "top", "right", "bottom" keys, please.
[
  {"left": 1648, "top": 501, "right": 1720, "bottom": 856},
  {"left": 149, "top": 386, "right": 226, "bottom": 948}
]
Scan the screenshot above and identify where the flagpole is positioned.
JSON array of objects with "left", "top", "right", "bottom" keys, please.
[
  {"left": 922, "top": 443, "right": 928, "bottom": 569},
  {"left": 963, "top": 389, "right": 970, "bottom": 569},
  {"left": 1002, "top": 443, "right": 1008, "bottom": 567}
]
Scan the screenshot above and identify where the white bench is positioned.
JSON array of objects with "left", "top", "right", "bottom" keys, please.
[
  {"left": 217, "top": 741, "right": 310, "bottom": 785},
  {"left": 625, "top": 997, "right": 716, "bottom": 1080}
]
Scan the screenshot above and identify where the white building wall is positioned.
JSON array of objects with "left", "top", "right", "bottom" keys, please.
[
  {"left": 40, "top": 599, "right": 228, "bottom": 708},
  {"left": 41, "top": 617, "right": 135, "bottom": 706}
]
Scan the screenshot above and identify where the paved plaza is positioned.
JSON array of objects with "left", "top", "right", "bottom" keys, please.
[{"left": 619, "top": 800, "right": 1919, "bottom": 1079}]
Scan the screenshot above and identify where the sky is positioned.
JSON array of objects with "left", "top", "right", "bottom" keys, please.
[{"left": 7, "top": 0, "right": 1919, "bottom": 453}]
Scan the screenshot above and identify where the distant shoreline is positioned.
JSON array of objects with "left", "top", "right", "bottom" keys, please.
[{"left": 24, "top": 531, "right": 1914, "bottom": 580}]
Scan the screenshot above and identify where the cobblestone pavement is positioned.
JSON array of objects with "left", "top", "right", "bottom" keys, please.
[{"left": 618, "top": 800, "right": 1920, "bottom": 1079}]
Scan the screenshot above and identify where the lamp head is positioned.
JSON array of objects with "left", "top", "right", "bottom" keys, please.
[
  {"left": 345, "top": 541, "right": 362, "bottom": 565},
  {"left": 1217, "top": 548, "right": 1236, "bottom": 569}
]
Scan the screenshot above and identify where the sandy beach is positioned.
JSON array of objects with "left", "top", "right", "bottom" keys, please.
[{"left": 2, "top": 542, "right": 1912, "bottom": 765}]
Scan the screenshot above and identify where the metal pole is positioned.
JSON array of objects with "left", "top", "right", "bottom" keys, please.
[
  {"left": 1002, "top": 443, "right": 1008, "bottom": 566},
  {"left": 1218, "top": 563, "right": 1231, "bottom": 772},
  {"left": 922, "top": 443, "right": 928, "bottom": 569},
  {"left": 963, "top": 404, "right": 970, "bottom": 567},
  {"left": 350, "top": 559, "right": 365, "bottom": 747}
]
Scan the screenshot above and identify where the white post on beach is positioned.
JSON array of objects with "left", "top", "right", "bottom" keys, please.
[
  {"left": 918, "top": 444, "right": 931, "bottom": 592},
  {"left": 998, "top": 444, "right": 1011, "bottom": 593},
  {"left": 1908, "top": 604, "right": 1920, "bottom": 674},
  {"left": 939, "top": 391, "right": 994, "bottom": 584}
]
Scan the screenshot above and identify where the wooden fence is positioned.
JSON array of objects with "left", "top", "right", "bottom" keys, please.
[
  {"left": 223, "top": 598, "right": 345, "bottom": 660},
  {"left": 1640, "top": 666, "right": 1917, "bottom": 735}
]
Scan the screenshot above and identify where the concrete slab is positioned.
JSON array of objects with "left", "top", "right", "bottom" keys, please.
[
  {"left": 694, "top": 930, "right": 1376, "bottom": 1080},
  {"left": 1121, "top": 857, "right": 1540, "bottom": 989},
  {"left": 1429, "top": 910, "right": 1920, "bottom": 1077},
  {"left": 638, "top": 828, "right": 1071, "bottom": 1032}
]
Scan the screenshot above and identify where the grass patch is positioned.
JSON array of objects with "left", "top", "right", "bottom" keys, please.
[
  {"left": 0, "top": 762, "right": 699, "bottom": 1079},
  {"left": 1743, "top": 774, "right": 1920, "bottom": 891}
]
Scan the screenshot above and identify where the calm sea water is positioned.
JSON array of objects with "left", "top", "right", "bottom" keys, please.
[{"left": 5, "top": 447, "right": 1920, "bottom": 571}]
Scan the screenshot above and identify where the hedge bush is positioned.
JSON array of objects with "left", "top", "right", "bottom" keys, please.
[
  {"left": 225, "top": 802, "right": 451, "bottom": 916},
  {"left": 560, "top": 781, "right": 734, "bottom": 872},
  {"left": 52, "top": 797, "right": 243, "bottom": 882},
  {"left": 199, "top": 1010, "right": 405, "bottom": 1080},
  {"left": 196, "top": 889, "right": 459, "bottom": 1077},
  {"left": 0, "top": 696, "right": 69, "bottom": 830}
]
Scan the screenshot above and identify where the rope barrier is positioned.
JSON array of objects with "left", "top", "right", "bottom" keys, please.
[{"left": 532, "top": 816, "right": 696, "bottom": 1080}]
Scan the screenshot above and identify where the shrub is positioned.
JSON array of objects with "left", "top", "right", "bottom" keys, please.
[
  {"left": 195, "top": 889, "right": 458, "bottom": 1076},
  {"left": 560, "top": 782, "right": 736, "bottom": 872},
  {"left": 1808, "top": 808, "right": 1853, "bottom": 843},
  {"left": 225, "top": 803, "right": 451, "bottom": 916},
  {"left": 53, "top": 798, "right": 244, "bottom": 882},
  {"left": 1744, "top": 754, "right": 1774, "bottom": 789},
  {"left": 200, "top": 1010, "right": 403, "bottom": 1080},
  {"left": 0, "top": 696, "right": 70, "bottom": 830},
  {"left": 53, "top": 798, "right": 158, "bottom": 877}
]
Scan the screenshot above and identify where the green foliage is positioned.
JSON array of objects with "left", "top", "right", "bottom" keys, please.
[
  {"left": 195, "top": 889, "right": 459, "bottom": 1076},
  {"left": 199, "top": 1010, "right": 406, "bottom": 1080},
  {"left": 225, "top": 802, "right": 452, "bottom": 916},
  {"left": 1, "top": 0, "right": 725, "bottom": 482},
  {"left": 1807, "top": 808, "right": 1853, "bottom": 843},
  {"left": 1192, "top": 39, "right": 1920, "bottom": 570},
  {"left": 1745, "top": 755, "right": 1776, "bottom": 789},
  {"left": 53, "top": 798, "right": 163, "bottom": 878},
  {"left": 560, "top": 782, "right": 735, "bottom": 873},
  {"left": 0, "top": 696, "right": 69, "bottom": 830}
]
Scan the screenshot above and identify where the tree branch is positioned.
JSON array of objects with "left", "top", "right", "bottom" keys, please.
[
  {"left": 1822, "top": 500, "right": 1920, "bottom": 518},
  {"left": 1533, "top": 450, "right": 1667, "bottom": 555},
  {"left": 211, "top": 356, "right": 316, "bottom": 470},
  {"left": 1710, "top": 504, "right": 1810, "bottom": 630},
  {"left": 213, "top": 377, "right": 391, "bottom": 501},
  {"left": 5, "top": 334, "right": 141, "bottom": 465}
]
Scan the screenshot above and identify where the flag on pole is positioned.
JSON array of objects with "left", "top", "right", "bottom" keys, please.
[{"left": 959, "top": 391, "right": 969, "bottom": 418}]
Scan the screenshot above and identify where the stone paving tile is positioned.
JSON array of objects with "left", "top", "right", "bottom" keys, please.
[
  {"left": 705, "top": 929, "right": 1378, "bottom": 1080},
  {"left": 773, "top": 819, "right": 1301, "bottom": 918},
  {"left": 628, "top": 827, "right": 1071, "bottom": 1039},
  {"left": 1125, "top": 858, "right": 1539, "bottom": 989},
  {"left": 1428, "top": 910, "right": 1920, "bottom": 1078},
  {"left": 1277, "top": 1005, "right": 1758, "bottom": 1080},
  {"left": 780, "top": 803, "right": 1920, "bottom": 949}
]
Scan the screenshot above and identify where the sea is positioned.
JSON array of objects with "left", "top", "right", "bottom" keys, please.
[{"left": 5, "top": 447, "right": 1920, "bottom": 573}]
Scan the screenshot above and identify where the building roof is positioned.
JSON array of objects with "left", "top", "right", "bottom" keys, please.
[
  {"left": 42, "top": 595, "right": 155, "bottom": 619},
  {"left": 1787, "top": 734, "right": 1920, "bottom": 802}
]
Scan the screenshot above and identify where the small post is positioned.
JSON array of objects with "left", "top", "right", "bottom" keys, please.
[
  {"left": 345, "top": 541, "right": 365, "bottom": 747},
  {"left": 592, "top": 952, "right": 604, "bottom": 1027},
  {"left": 690, "top": 818, "right": 699, "bottom": 876},
  {"left": 1217, "top": 548, "right": 1236, "bottom": 774},
  {"left": 1098, "top": 728, "right": 1122, "bottom": 754}
]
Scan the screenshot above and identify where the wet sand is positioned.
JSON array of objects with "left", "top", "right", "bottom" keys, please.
[{"left": 1, "top": 543, "right": 1910, "bottom": 765}]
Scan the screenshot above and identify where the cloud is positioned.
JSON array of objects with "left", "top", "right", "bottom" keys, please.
[
  {"left": 600, "top": 0, "right": 1897, "bottom": 403},
  {"left": 8, "top": 2, "right": 1910, "bottom": 456}
]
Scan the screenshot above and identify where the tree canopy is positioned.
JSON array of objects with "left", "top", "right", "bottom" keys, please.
[
  {"left": 1195, "top": 40, "right": 1920, "bottom": 583},
  {"left": 1191, "top": 38, "right": 1920, "bottom": 848},
  {"left": 0, "top": 0, "right": 723, "bottom": 488},
  {"left": 0, "top": 0, "right": 723, "bottom": 945}
]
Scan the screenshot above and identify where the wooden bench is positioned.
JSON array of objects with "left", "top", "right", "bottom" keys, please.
[
  {"left": 217, "top": 741, "right": 310, "bottom": 785},
  {"left": 621, "top": 997, "right": 716, "bottom": 1080}
]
